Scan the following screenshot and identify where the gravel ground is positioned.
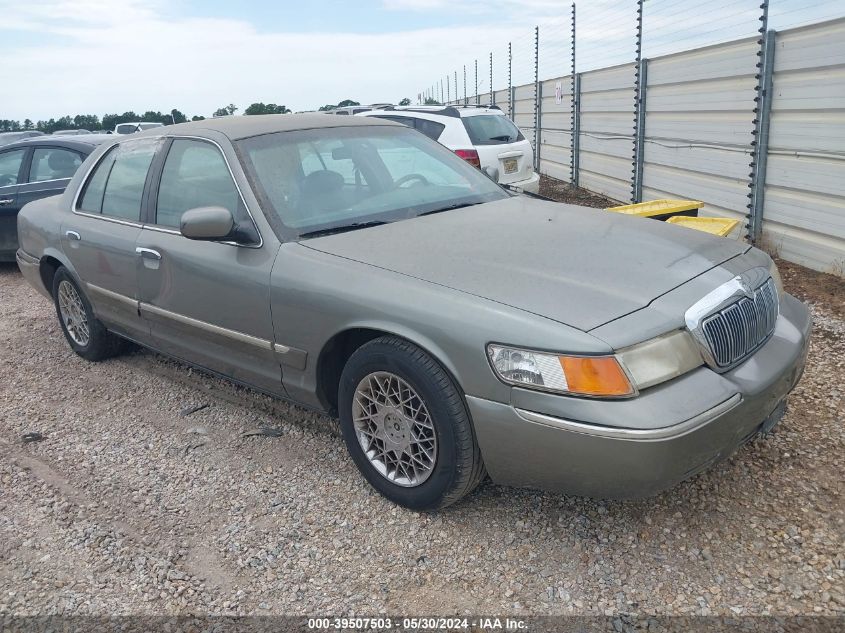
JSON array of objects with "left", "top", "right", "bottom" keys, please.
[{"left": 0, "top": 259, "right": 843, "bottom": 619}]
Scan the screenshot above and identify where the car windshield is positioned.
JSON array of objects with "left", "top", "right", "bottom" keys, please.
[
  {"left": 237, "top": 125, "right": 507, "bottom": 239},
  {"left": 462, "top": 114, "right": 523, "bottom": 145}
]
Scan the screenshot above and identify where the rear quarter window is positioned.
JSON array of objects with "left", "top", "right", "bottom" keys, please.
[{"left": 461, "top": 114, "right": 523, "bottom": 145}]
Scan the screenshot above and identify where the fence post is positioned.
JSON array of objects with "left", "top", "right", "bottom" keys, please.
[
  {"left": 508, "top": 42, "right": 513, "bottom": 118},
  {"left": 534, "top": 25, "right": 540, "bottom": 168},
  {"left": 630, "top": 0, "right": 644, "bottom": 203},
  {"left": 536, "top": 83, "right": 543, "bottom": 170},
  {"left": 750, "top": 29, "right": 776, "bottom": 243},
  {"left": 573, "top": 73, "right": 581, "bottom": 188},
  {"left": 490, "top": 52, "right": 494, "bottom": 105},
  {"left": 570, "top": 2, "right": 576, "bottom": 185},
  {"left": 634, "top": 58, "right": 648, "bottom": 203},
  {"left": 475, "top": 59, "right": 479, "bottom": 104},
  {"left": 746, "top": 0, "right": 770, "bottom": 242},
  {"left": 463, "top": 65, "right": 467, "bottom": 105}
]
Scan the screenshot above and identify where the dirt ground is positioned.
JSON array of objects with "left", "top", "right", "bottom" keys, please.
[
  {"left": 539, "top": 175, "right": 620, "bottom": 208},
  {"left": 0, "top": 237, "right": 843, "bottom": 622}
]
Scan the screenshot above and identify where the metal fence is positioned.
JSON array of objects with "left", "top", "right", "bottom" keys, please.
[{"left": 424, "top": 1, "right": 845, "bottom": 276}]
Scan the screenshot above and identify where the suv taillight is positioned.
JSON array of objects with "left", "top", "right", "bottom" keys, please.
[{"left": 455, "top": 149, "right": 481, "bottom": 168}]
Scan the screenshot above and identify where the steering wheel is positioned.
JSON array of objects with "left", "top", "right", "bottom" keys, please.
[{"left": 394, "top": 173, "right": 430, "bottom": 188}]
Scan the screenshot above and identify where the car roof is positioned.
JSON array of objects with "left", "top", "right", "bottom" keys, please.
[
  {"left": 359, "top": 105, "right": 503, "bottom": 119},
  {"left": 130, "top": 113, "right": 398, "bottom": 141},
  {"left": 0, "top": 134, "right": 114, "bottom": 151}
]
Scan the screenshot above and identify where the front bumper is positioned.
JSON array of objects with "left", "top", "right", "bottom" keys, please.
[{"left": 468, "top": 293, "right": 812, "bottom": 499}]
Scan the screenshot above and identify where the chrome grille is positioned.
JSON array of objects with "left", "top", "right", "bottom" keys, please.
[{"left": 701, "top": 278, "right": 778, "bottom": 368}]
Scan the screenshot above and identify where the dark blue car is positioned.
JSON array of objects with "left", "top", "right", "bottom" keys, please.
[{"left": 0, "top": 134, "right": 111, "bottom": 261}]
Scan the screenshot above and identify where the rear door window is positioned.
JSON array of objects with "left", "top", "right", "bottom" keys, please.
[
  {"left": 29, "top": 147, "right": 83, "bottom": 182},
  {"left": 0, "top": 148, "right": 27, "bottom": 187},
  {"left": 100, "top": 139, "right": 158, "bottom": 221},
  {"left": 461, "top": 114, "right": 523, "bottom": 145}
]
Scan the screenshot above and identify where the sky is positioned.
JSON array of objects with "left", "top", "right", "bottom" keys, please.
[{"left": 1, "top": 0, "right": 841, "bottom": 122}]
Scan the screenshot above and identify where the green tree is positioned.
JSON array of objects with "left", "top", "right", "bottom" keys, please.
[
  {"left": 318, "top": 104, "right": 336, "bottom": 111},
  {"left": 336, "top": 99, "right": 360, "bottom": 108},
  {"left": 244, "top": 102, "right": 291, "bottom": 115},
  {"left": 424, "top": 97, "right": 441, "bottom": 105},
  {"left": 23, "top": 119, "right": 34, "bottom": 130},
  {"left": 191, "top": 115, "right": 206, "bottom": 121},
  {"left": 213, "top": 105, "right": 238, "bottom": 117},
  {"left": 73, "top": 114, "right": 100, "bottom": 130},
  {"left": 398, "top": 97, "right": 411, "bottom": 106},
  {"left": 170, "top": 109, "right": 187, "bottom": 124},
  {"left": 0, "top": 119, "right": 22, "bottom": 131}
]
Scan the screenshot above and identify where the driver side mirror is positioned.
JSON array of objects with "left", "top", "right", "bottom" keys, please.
[
  {"left": 482, "top": 166, "right": 499, "bottom": 183},
  {"left": 180, "top": 206, "right": 234, "bottom": 241}
]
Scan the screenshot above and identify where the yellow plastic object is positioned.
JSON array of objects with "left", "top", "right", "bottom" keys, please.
[
  {"left": 666, "top": 216, "right": 740, "bottom": 237},
  {"left": 606, "top": 199, "right": 704, "bottom": 218}
]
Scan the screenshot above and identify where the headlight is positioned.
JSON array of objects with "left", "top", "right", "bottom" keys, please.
[
  {"left": 769, "top": 260, "right": 784, "bottom": 298},
  {"left": 487, "top": 345, "right": 636, "bottom": 398},
  {"left": 488, "top": 331, "right": 703, "bottom": 397},
  {"left": 616, "top": 330, "right": 703, "bottom": 390}
]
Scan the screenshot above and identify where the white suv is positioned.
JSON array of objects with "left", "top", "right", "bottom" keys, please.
[{"left": 358, "top": 105, "right": 540, "bottom": 193}]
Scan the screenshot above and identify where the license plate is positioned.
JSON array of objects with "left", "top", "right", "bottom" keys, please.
[{"left": 503, "top": 158, "right": 518, "bottom": 174}]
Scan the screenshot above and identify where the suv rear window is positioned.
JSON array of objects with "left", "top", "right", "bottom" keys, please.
[{"left": 462, "top": 115, "right": 523, "bottom": 145}]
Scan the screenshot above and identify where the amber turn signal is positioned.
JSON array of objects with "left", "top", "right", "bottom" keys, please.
[{"left": 559, "top": 356, "right": 635, "bottom": 397}]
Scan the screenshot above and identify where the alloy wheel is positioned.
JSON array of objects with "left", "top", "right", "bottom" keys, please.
[
  {"left": 57, "top": 280, "right": 90, "bottom": 346},
  {"left": 352, "top": 371, "right": 437, "bottom": 487}
]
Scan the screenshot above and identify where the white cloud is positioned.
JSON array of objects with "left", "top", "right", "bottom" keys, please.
[
  {"left": 1, "top": 0, "right": 536, "bottom": 120},
  {"left": 1, "top": 0, "right": 839, "bottom": 121}
]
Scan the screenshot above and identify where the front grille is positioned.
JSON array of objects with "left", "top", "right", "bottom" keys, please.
[{"left": 701, "top": 277, "right": 778, "bottom": 368}]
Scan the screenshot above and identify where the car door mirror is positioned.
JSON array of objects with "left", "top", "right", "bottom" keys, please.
[{"left": 180, "top": 206, "right": 234, "bottom": 241}]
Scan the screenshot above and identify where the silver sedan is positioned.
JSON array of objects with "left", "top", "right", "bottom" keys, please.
[{"left": 16, "top": 114, "right": 811, "bottom": 509}]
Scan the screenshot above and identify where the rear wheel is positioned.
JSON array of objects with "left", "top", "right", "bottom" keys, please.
[
  {"left": 52, "top": 267, "right": 127, "bottom": 361},
  {"left": 338, "top": 336, "right": 485, "bottom": 510}
]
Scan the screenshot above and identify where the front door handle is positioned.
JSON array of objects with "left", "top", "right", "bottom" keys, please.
[
  {"left": 135, "top": 247, "right": 162, "bottom": 260},
  {"left": 65, "top": 230, "right": 81, "bottom": 241},
  {"left": 0, "top": 199, "right": 14, "bottom": 206}
]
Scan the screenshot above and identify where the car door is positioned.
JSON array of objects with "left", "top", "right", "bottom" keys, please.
[
  {"left": 135, "top": 136, "right": 282, "bottom": 394},
  {"left": 0, "top": 147, "right": 28, "bottom": 259},
  {"left": 60, "top": 138, "right": 159, "bottom": 341}
]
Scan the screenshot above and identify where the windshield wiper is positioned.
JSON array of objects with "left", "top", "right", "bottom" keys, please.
[
  {"left": 298, "top": 220, "right": 389, "bottom": 239},
  {"left": 489, "top": 135, "right": 514, "bottom": 141},
  {"left": 417, "top": 201, "right": 484, "bottom": 217}
]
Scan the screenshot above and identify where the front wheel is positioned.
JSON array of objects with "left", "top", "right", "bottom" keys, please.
[{"left": 338, "top": 336, "right": 486, "bottom": 510}]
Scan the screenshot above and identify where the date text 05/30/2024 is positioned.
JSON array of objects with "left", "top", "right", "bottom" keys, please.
[{"left": 307, "top": 617, "right": 527, "bottom": 631}]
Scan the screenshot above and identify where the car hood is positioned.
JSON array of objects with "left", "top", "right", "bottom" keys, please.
[{"left": 302, "top": 196, "right": 748, "bottom": 331}]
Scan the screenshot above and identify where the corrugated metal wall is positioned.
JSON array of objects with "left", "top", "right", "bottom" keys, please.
[
  {"left": 641, "top": 37, "right": 759, "bottom": 228},
  {"left": 762, "top": 19, "right": 845, "bottom": 274},
  {"left": 577, "top": 63, "right": 637, "bottom": 204}
]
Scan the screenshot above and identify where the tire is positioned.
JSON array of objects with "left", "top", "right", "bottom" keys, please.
[
  {"left": 338, "top": 336, "right": 486, "bottom": 510},
  {"left": 52, "top": 267, "right": 127, "bottom": 362}
]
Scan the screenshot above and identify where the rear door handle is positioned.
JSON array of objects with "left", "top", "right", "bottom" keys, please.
[
  {"left": 0, "top": 199, "right": 14, "bottom": 206},
  {"left": 65, "top": 230, "right": 81, "bottom": 240},
  {"left": 135, "top": 247, "right": 162, "bottom": 260}
]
